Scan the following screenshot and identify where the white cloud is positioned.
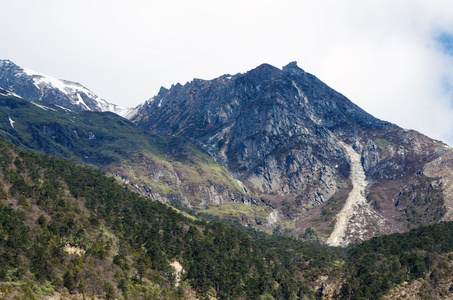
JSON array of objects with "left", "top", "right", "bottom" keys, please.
[{"left": 1, "top": 0, "right": 453, "bottom": 143}]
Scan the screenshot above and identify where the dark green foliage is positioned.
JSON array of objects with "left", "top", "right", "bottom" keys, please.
[
  {"left": 0, "top": 139, "right": 345, "bottom": 299},
  {"left": 1, "top": 137, "right": 453, "bottom": 299},
  {"left": 341, "top": 221, "right": 453, "bottom": 299},
  {"left": 63, "top": 270, "right": 75, "bottom": 291},
  {"left": 0, "top": 204, "right": 30, "bottom": 279}
]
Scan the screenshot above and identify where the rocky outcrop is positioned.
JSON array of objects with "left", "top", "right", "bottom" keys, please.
[
  {"left": 423, "top": 148, "right": 453, "bottom": 221},
  {"left": 132, "top": 61, "right": 449, "bottom": 242},
  {"left": 133, "top": 62, "right": 371, "bottom": 203}
]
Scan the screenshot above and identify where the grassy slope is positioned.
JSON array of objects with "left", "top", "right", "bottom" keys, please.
[{"left": 0, "top": 93, "right": 242, "bottom": 208}]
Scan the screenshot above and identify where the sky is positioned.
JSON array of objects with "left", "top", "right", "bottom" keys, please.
[{"left": 2, "top": 0, "right": 453, "bottom": 144}]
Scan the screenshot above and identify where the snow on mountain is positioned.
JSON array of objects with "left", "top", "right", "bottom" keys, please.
[
  {"left": 8, "top": 116, "right": 15, "bottom": 129},
  {"left": 0, "top": 86, "right": 23, "bottom": 99},
  {"left": 0, "top": 59, "right": 133, "bottom": 117}
]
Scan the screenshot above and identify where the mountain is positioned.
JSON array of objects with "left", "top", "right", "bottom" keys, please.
[
  {"left": 0, "top": 59, "right": 133, "bottom": 117},
  {"left": 2, "top": 60, "right": 453, "bottom": 298},
  {"left": 0, "top": 87, "right": 243, "bottom": 210},
  {"left": 132, "top": 61, "right": 453, "bottom": 245},
  {"left": 2, "top": 137, "right": 453, "bottom": 300},
  {"left": 3, "top": 59, "right": 453, "bottom": 247},
  {"left": 0, "top": 139, "right": 346, "bottom": 299}
]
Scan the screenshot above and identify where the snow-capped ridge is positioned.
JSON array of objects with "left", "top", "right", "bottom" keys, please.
[{"left": 0, "top": 59, "right": 133, "bottom": 118}]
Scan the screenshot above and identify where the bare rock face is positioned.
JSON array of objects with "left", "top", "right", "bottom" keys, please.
[
  {"left": 423, "top": 149, "right": 453, "bottom": 221},
  {"left": 132, "top": 61, "right": 449, "bottom": 242},
  {"left": 133, "top": 62, "right": 387, "bottom": 204}
]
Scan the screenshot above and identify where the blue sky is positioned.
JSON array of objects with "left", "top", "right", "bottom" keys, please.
[
  {"left": 2, "top": 0, "right": 453, "bottom": 144},
  {"left": 439, "top": 33, "right": 453, "bottom": 55}
]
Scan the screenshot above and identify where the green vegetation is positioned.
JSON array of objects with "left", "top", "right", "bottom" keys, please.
[
  {"left": 1, "top": 130, "right": 453, "bottom": 299},
  {"left": 0, "top": 93, "right": 242, "bottom": 208},
  {"left": 0, "top": 140, "right": 345, "bottom": 299},
  {"left": 341, "top": 221, "right": 453, "bottom": 299},
  {"left": 201, "top": 202, "right": 272, "bottom": 226},
  {"left": 374, "top": 138, "right": 397, "bottom": 156}
]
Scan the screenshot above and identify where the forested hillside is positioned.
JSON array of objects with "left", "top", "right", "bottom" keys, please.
[
  {"left": 0, "top": 140, "right": 344, "bottom": 299},
  {"left": 341, "top": 222, "right": 453, "bottom": 299},
  {"left": 1, "top": 137, "right": 453, "bottom": 299}
]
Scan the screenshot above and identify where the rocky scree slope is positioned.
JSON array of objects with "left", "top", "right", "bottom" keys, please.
[
  {"left": 132, "top": 62, "right": 451, "bottom": 244},
  {"left": 0, "top": 59, "right": 132, "bottom": 117}
]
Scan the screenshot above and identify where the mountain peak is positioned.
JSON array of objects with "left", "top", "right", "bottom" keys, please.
[
  {"left": 251, "top": 63, "right": 280, "bottom": 74},
  {"left": 282, "top": 61, "right": 305, "bottom": 74},
  {"left": 243, "top": 61, "right": 306, "bottom": 81},
  {"left": 0, "top": 59, "right": 12, "bottom": 65},
  {"left": 240, "top": 63, "right": 281, "bottom": 83},
  {"left": 0, "top": 59, "right": 132, "bottom": 117},
  {"left": 130, "top": 61, "right": 448, "bottom": 245}
]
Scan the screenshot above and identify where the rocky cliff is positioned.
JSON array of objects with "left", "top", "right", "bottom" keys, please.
[{"left": 132, "top": 62, "right": 450, "bottom": 244}]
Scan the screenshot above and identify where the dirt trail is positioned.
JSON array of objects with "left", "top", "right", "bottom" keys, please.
[{"left": 327, "top": 142, "right": 368, "bottom": 246}]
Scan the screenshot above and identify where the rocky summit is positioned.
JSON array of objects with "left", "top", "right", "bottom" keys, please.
[{"left": 132, "top": 62, "right": 452, "bottom": 245}]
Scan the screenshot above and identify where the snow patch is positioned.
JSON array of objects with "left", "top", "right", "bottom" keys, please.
[
  {"left": 54, "top": 104, "right": 72, "bottom": 112},
  {"left": 119, "top": 107, "right": 138, "bottom": 119},
  {"left": 5, "top": 90, "right": 22, "bottom": 98},
  {"left": 22, "top": 67, "right": 47, "bottom": 77},
  {"left": 0, "top": 88, "right": 22, "bottom": 99},
  {"left": 75, "top": 93, "right": 90, "bottom": 110},
  {"left": 22, "top": 65, "right": 133, "bottom": 116},
  {"left": 8, "top": 117, "right": 15, "bottom": 129},
  {"left": 30, "top": 101, "right": 56, "bottom": 112}
]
